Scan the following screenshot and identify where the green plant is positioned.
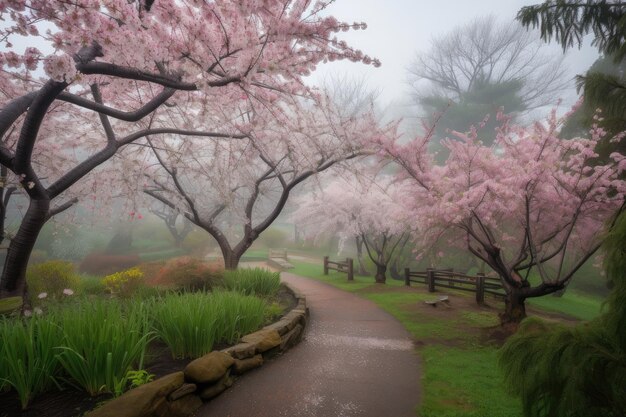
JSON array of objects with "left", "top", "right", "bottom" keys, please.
[
  {"left": 222, "top": 268, "right": 281, "bottom": 297},
  {"left": 500, "top": 209, "right": 626, "bottom": 417},
  {"left": 101, "top": 267, "right": 145, "bottom": 298},
  {"left": 0, "top": 316, "right": 63, "bottom": 409},
  {"left": 26, "top": 260, "right": 81, "bottom": 302},
  {"left": 125, "top": 369, "right": 155, "bottom": 389},
  {"left": 151, "top": 291, "right": 267, "bottom": 359},
  {"left": 154, "top": 256, "right": 223, "bottom": 291},
  {"left": 264, "top": 301, "right": 285, "bottom": 324},
  {"left": 54, "top": 300, "right": 152, "bottom": 396}
]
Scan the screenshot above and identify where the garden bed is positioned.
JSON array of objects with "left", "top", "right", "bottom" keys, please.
[{"left": 0, "top": 266, "right": 295, "bottom": 417}]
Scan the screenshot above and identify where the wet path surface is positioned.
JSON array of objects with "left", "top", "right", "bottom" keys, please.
[{"left": 195, "top": 273, "right": 421, "bottom": 417}]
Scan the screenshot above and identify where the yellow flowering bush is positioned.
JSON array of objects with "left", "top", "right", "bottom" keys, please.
[{"left": 102, "top": 267, "right": 145, "bottom": 298}]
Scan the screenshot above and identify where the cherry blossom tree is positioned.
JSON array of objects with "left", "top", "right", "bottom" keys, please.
[
  {"left": 140, "top": 96, "right": 385, "bottom": 269},
  {"left": 293, "top": 173, "right": 412, "bottom": 284},
  {"left": 0, "top": 0, "right": 379, "bottom": 300},
  {"left": 378, "top": 109, "right": 626, "bottom": 323}
]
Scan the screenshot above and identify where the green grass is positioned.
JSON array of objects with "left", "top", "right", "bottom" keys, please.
[
  {"left": 526, "top": 290, "right": 605, "bottom": 321},
  {"left": 222, "top": 268, "right": 281, "bottom": 298},
  {"left": 0, "top": 317, "right": 63, "bottom": 409},
  {"left": 53, "top": 300, "right": 153, "bottom": 396},
  {"left": 290, "top": 257, "right": 522, "bottom": 417},
  {"left": 138, "top": 247, "right": 187, "bottom": 261},
  {"left": 150, "top": 291, "right": 267, "bottom": 359},
  {"left": 240, "top": 249, "right": 269, "bottom": 260},
  {"left": 290, "top": 260, "right": 404, "bottom": 291},
  {"left": 421, "top": 346, "right": 522, "bottom": 417}
]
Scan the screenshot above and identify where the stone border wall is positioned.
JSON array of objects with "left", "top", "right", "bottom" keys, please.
[{"left": 87, "top": 283, "right": 308, "bottom": 417}]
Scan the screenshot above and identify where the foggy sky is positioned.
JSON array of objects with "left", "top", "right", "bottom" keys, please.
[{"left": 305, "top": 0, "right": 600, "bottom": 111}]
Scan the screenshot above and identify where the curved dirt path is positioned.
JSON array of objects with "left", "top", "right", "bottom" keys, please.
[{"left": 195, "top": 272, "right": 421, "bottom": 417}]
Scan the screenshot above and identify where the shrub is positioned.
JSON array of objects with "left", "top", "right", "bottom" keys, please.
[
  {"left": 151, "top": 291, "right": 266, "bottom": 359},
  {"left": 153, "top": 256, "right": 223, "bottom": 291},
  {"left": 222, "top": 268, "right": 281, "bottom": 298},
  {"left": 26, "top": 260, "right": 81, "bottom": 302},
  {"left": 102, "top": 267, "right": 145, "bottom": 298},
  {"left": 79, "top": 252, "right": 141, "bottom": 275}
]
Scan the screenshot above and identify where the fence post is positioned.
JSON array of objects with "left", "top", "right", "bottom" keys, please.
[
  {"left": 427, "top": 268, "right": 435, "bottom": 292},
  {"left": 347, "top": 258, "right": 354, "bottom": 281},
  {"left": 323, "top": 256, "right": 329, "bottom": 275},
  {"left": 476, "top": 273, "right": 485, "bottom": 305},
  {"left": 404, "top": 268, "right": 410, "bottom": 286}
]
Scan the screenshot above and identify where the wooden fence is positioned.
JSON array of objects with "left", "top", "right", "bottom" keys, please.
[
  {"left": 323, "top": 256, "right": 354, "bottom": 281},
  {"left": 404, "top": 268, "right": 505, "bottom": 304}
]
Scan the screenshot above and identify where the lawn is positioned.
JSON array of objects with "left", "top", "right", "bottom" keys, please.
[
  {"left": 289, "top": 260, "right": 530, "bottom": 417},
  {"left": 526, "top": 290, "right": 605, "bottom": 321}
]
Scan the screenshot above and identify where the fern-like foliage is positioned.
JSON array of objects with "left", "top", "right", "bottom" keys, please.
[
  {"left": 517, "top": 1, "right": 626, "bottom": 61},
  {"left": 499, "top": 207, "right": 626, "bottom": 417}
]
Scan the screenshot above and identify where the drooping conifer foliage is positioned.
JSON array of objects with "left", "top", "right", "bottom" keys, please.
[{"left": 499, "top": 206, "right": 626, "bottom": 417}]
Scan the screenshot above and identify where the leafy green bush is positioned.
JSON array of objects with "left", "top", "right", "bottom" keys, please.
[
  {"left": 153, "top": 256, "right": 223, "bottom": 291},
  {"left": 102, "top": 267, "right": 145, "bottom": 298},
  {"left": 151, "top": 291, "right": 266, "bottom": 359},
  {"left": 222, "top": 268, "right": 281, "bottom": 298},
  {"left": 0, "top": 317, "right": 63, "bottom": 409},
  {"left": 54, "top": 300, "right": 152, "bottom": 396},
  {"left": 26, "top": 260, "right": 81, "bottom": 302}
]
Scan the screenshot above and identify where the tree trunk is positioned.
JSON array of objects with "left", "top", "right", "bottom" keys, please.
[
  {"left": 222, "top": 249, "right": 242, "bottom": 270},
  {"left": 0, "top": 198, "right": 50, "bottom": 299},
  {"left": 500, "top": 290, "right": 527, "bottom": 324},
  {"left": 355, "top": 236, "right": 369, "bottom": 275},
  {"left": 374, "top": 263, "right": 387, "bottom": 284},
  {"left": 389, "top": 262, "right": 402, "bottom": 280}
]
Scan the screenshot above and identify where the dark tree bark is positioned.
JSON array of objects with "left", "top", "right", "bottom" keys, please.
[
  {"left": 0, "top": 198, "right": 49, "bottom": 297},
  {"left": 374, "top": 262, "right": 387, "bottom": 284}
]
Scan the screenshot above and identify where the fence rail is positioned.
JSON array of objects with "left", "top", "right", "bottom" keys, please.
[
  {"left": 404, "top": 267, "right": 505, "bottom": 304},
  {"left": 323, "top": 256, "right": 354, "bottom": 281}
]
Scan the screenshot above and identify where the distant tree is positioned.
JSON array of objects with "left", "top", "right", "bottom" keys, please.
[
  {"left": 293, "top": 174, "right": 411, "bottom": 284},
  {"left": 409, "top": 15, "right": 568, "bottom": 148}
]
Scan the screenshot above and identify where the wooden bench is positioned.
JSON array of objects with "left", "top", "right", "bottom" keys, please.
[{"left": 424, "top": 295, "right": 450, "bottom": 308}]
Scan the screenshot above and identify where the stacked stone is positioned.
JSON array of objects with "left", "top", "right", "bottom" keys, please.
[{"left": 86, "top": 284, "right": 308, "bottom": 417}]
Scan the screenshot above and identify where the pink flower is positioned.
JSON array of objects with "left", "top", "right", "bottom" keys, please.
[{"left": 63, "top": 288, "right": 74, "bottom": 296}]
